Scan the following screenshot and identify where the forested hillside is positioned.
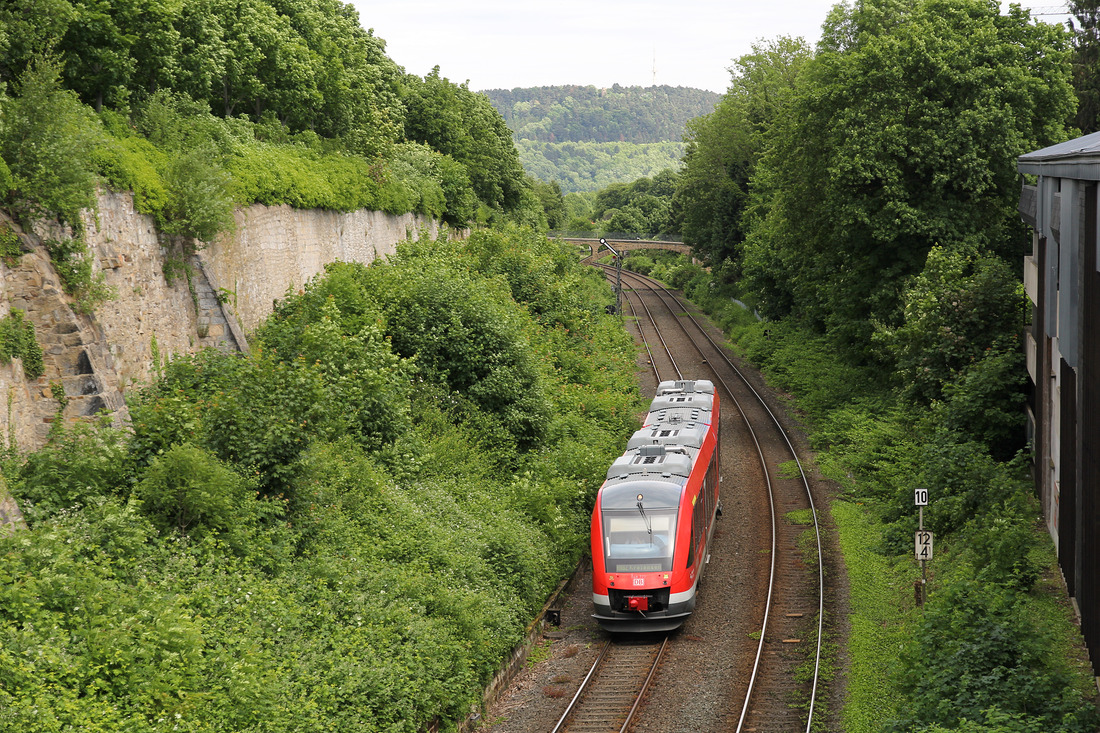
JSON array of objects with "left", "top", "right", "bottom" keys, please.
[
  {"left": 482, "top": 85, "right": 718, "bottom": 192},
  {"left": 483, "top": 85, "right": 719, "bottom": 143}
]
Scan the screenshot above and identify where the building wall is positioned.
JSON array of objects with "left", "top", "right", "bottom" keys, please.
[{"left": 1022, "top": 175, "right": 1100, "bottom": 672}]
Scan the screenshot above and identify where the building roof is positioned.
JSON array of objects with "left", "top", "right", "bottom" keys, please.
[{"left": 1019, "top": 131, "right": 1100, "bottom": 178}]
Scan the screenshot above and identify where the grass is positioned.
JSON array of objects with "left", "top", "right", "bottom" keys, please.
[
  {"left": 1018, "top": 540, "right": 1099, "bottom": 704},
  {"left": 832, "top": 498, "right": 916, "bottom": 733}
]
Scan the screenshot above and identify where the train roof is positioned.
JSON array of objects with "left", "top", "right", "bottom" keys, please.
[
  {"left": 628, "top": 423, "right": 708, "bottom": 450},
  {"left": 599, "top": 478, "right": 682, "bottom": 510},
  {"left": 656, "top": 379, "right": 715, "bottom": 396},
  {"left": 606, "top": 444, "right": 693, "bottom": 482},
  {"left": 649, "top": 379, "right": 716, "bottom": 417}
]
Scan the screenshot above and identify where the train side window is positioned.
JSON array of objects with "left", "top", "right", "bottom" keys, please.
[{"left": 686, "top": 521, "right": 695, "bottom": 568}]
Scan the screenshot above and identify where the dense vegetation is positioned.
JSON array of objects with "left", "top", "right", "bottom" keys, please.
[
  {"left": 561, "top": 169, "right": 680, "bottom": 238},
  {"left": 482, "top": 85, "right": 717, "bottom": 192},
  {"left": 0, "top": 228, "right": 640, "bottom": 731},
  {"left": 518, "top": 140, "right": 686, "bottom": 194},
  {"left": 0, "top": 0, "right": 566, "bottom": 255},
  {"left": 483, "top": 85, "right": 719, "bottom": 144},
  {"left": 658, "top": 0, "right": 1099, "bottom": 730},
  {"left": 1069, "top": 0, "right": 1100, "bottom": 133}
]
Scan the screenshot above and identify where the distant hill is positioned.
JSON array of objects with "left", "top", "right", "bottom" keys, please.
[
  {"left": 482, "top": 85, "right": 720, "bottom": 192},
  {"left": 518, "top": 140, "right": 687, "bottom": 193},
  {"left": 482, "top": 84, "right": 720, "bottom": 143}
]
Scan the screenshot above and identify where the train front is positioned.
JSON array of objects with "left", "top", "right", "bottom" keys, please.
[{"left": 591, "top": 457, "right": 692, "bottom": 633}]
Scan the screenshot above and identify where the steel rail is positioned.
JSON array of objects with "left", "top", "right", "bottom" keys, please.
[
  {"left": 621, "top": 637, "right": 669, "bottom": 732},
  {"left": 619, "top": 278, "right": 661, "bottom": 383},
  {"left": 614, "top": 270, "right": 682, "bottom": 381},
  {"left": 550, "top": 640, "right": 612, "bottom": 733},
  {"left": 550, "top": 637, "right": 668, "bottom": 733},
  {"left": 621, "top": 269, "right": 825, "bottom": 733}
]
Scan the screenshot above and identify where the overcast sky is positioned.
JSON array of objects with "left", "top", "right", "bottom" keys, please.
[{"left": 347, "top": 1, "right": 1070, "bottom": 94}]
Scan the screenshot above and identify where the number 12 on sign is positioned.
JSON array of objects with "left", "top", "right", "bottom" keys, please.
[{"left": 915, "top": 530, "right": 933, "bottom": 561}]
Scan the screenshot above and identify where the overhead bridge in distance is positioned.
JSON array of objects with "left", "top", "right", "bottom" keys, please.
[{"left": 549, "top": 233, "right": 693, "bottom": 260}]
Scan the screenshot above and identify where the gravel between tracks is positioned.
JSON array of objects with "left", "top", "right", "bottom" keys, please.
[{"left": 479, "top": 284, "right": 848, "bottom": 732}]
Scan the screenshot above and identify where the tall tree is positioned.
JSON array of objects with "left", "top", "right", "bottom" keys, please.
[
  {"left": 0, "top": 0, "right": 74, "bottom": 86},
  {"left": 674, "top": 37, "right": 810, "bottom": 266},
  {"left": 403, "top": 68, "right": 525, "bottom": 212},
  {"left": 740, "top": 0, "right": 1074, "bottom": 344},
  {"left": 1069, "top": 0, "right": 1100, "bottom": 133}
]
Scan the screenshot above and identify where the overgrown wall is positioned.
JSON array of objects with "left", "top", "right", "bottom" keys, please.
[
  {"left": 0, "top": 192, "right": 445, "bottom": 526},
  {"left": 205, "top": 203, "right": 442, "bottom": 332}
]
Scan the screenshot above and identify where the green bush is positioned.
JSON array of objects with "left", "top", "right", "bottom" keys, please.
[
  {"left": 0, "top": 58, "right": 101, "bottom": 227},
  {"left": 8, "top": 423, "right": 131, "bottom": 523},
  {"left": 874, "top": 244, "right": 1027, "bottom": 406},
  {"left": 892, "top": 580, "right": 1096, "bottom": 732},
  {"left": 0, "top": 308, "right": 43, "bottom": 378},
  {"left": 159, "top": 144, "right": 235, "bottom": 242},
  {"left": 91, "top": 133, "right": 170, "bottom": 220},
  {"left": 134, "top": 443, "right": 265, "bottom": 546}
]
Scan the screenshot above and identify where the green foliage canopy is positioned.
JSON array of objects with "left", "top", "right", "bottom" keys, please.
[
  {"left": 675, "top": 37, "right": 810, "bottom": 266},
  {"left": 483, "top": 84, "right": 719, "bottom": 144},
  {"left": 741, "top": 0, "right": 1074, "bottom": 342}
]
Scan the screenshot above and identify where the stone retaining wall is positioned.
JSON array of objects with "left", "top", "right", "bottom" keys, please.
[{"left": 0, "top": 192, "right": 448, "bottom": 529}]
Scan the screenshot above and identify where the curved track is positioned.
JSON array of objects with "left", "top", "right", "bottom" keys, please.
[{"left": 599, "top": 263, "right": 825, "bottom": 732}]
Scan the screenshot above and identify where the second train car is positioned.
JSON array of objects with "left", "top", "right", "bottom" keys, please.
[{"left": 591, "top": 379, "right": 721, "bottom": 632}]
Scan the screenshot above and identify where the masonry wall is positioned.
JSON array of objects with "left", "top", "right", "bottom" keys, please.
[{"left": 0, "top": 191, "right": 446, "bottom": 528}]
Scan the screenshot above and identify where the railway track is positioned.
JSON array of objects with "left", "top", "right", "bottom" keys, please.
[
  {"left": 551, "top": 636, "right": 668, "bottom": 733},
  {"left": 596, "top": 263, "right": 826, "bottom": 732}
]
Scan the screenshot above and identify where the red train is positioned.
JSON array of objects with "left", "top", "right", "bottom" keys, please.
[{"left": 591, "top": 379, "right": 721, "bottom": 632}]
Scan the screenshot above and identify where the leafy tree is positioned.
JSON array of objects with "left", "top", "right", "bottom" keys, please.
[
  {"left": 0, "top": 57, "right": 102, "bottom": 227},
  {"left": 0, "top": 0, "right": 74, "bottom": 86},
  {"left": 675, "top": 37, "right": 810, "bottom": 265},
  {"left": 592, "top": 171, "right": 678, "bottom": 236},
  {"left": 56, "top": 0, "right": 137, "bottom": 113},
  {"left": 874, "top": 244, "right": 1026, "bottom": 406},
  {"left": 1069, "top": 0, "right": 1100, "bottom": 133},
  {"left": 360, "top": 239, "right": 551, "bottom": 451},
  {"left": 532, "top": 178, "right": 566, "bottom": 229},
  {"left": 741, "top": 0, "right": 1074, "bottom": 344},
  {"left": 403, "top": 68, "right": 527, "bottom": 211}
]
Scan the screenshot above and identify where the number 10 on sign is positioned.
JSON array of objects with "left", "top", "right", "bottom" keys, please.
[{"left": 915, "top": 530, "right": 933, "bottom": 561}]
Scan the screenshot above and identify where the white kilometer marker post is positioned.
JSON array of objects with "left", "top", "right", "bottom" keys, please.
[{"left": 914, "top": 488, "right": 931, "bottom": 607}]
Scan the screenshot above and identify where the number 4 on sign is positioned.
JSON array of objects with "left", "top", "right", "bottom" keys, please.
[{"left": 915, "top": 530, "right": 933, "bottom": 561}]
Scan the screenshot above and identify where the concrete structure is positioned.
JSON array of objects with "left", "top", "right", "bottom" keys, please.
[
  {"left": 1018, "top": 131, "right": 1100, "bottom": 673},
  {"left": 560, "top": 236, "right": 692, "bottom": 261}
]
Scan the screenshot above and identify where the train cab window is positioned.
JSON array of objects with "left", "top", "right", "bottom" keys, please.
[{"left": 603, "top": 512, "right": 676, "bottom": 573}]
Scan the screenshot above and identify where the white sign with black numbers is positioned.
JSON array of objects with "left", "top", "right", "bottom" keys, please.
[
  {"left": 915, "top": 530, "right": 933, "bottom": 562},
  {"left": 914, "top": 488, "right": 928, "bottom": 506}
]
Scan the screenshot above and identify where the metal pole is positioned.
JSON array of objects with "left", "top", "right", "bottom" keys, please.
[
  {"left": 919, "top": 505, "right": 926, "bottom": 607},
  {"left": 599, "top": 238, "right": 622, "bottom": 315}
]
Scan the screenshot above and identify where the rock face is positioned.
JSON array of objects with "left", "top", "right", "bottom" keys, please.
[{"left": 0, "top": 191, "right": 446, "bottom": 528}]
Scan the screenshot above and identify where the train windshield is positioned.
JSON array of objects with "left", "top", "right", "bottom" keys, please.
[{"left": 602, "top": 511, "right": 676, "bottom": 573}]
